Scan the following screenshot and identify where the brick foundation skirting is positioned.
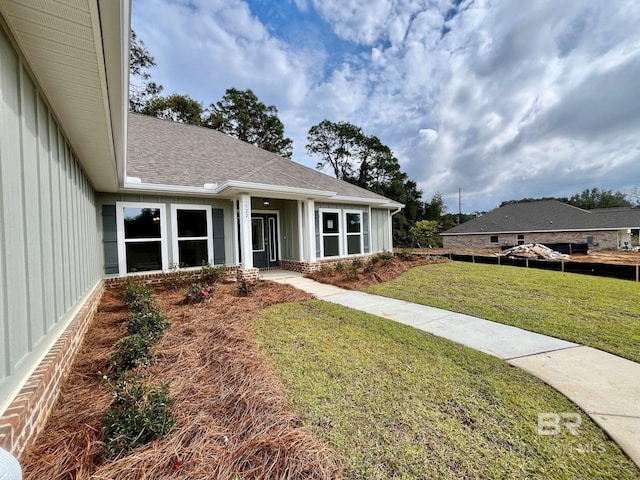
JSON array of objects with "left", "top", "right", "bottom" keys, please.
[
  {"left": 104, "top": 266, "right": 241, "bottom": 288},
  {"left": 0, "top": 281, "right": 105, "bottom": 459},
  {"left": 280, "top": 254, "right": 378, "bottom": 274}
]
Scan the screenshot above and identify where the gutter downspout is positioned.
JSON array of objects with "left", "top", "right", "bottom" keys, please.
[{"left": 388, "top": 205, "right": 403, "bottom": 252}]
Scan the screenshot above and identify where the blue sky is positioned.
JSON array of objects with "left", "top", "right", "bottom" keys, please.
[{"left": 132, "top": 0, "right": 640, "bottom": 213}]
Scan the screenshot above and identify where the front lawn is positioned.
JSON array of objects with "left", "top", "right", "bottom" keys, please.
[
  {"left": 365, "top": 262, "right": 640, "bottom": 363},
  {"left": 253, "top": 301, "right": 639, "bottom": 479}
]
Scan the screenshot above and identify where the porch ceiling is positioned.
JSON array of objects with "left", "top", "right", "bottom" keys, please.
[{"left": 0, "top": 0, "right": 129, "bottom": 192}]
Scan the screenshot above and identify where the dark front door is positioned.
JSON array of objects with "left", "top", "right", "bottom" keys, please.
[{"left": 252, "top": 213, "right": 279, "bottom": 268}]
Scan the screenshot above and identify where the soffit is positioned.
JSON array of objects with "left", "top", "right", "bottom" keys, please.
[{"left": 0, "top": 0, "right": 123, "bottom": 191}]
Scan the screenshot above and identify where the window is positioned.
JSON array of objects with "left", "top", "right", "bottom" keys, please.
[
  {"left": 117, "top": 203, "right": 167, "bottom": 273},
  {"left": 171, "top": 205, "right": 213, "bottom": 267},
  {"left": 321, "top": 210, "right": 340, "bottom": 257},
  {"left": 490, "top": 235, "right": 499, "bottom": 243},
  {"left": 345, "top": 211, "right": 363, "bottom": 255}
]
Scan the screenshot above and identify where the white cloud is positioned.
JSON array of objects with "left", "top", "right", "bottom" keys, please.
[{"left": 133, "top": 0, "right": 640, "bottom": 212}]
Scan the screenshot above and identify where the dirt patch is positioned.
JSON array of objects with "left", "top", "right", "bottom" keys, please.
[
  {"left": 306, "top": 256, "right": 449, "bottom": 290},
  {"left": 22, "top": 281, "right": 344, "bottom": 479}
]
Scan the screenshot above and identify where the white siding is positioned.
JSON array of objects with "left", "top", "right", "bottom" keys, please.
[
  {"left": 371, "top": 208, "right": 391, "bottom": 252},
  {"left": 0, "top": 26, "right": 102, "bottom": 411}
]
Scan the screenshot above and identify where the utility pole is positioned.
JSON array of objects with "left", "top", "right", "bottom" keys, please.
[{"left": 458, "top": 188, "right": 462, "bottom": 225}]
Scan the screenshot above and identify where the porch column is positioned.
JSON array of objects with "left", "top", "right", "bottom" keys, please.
[
  {"left": 305, "top": 199, "right": 316, "bottom": 263},
  {"left": 297, "top": 200, "right": 305, "bottom": 261},
  {"left": 238, "top": 194, "right": 253, "bottom": 269}
]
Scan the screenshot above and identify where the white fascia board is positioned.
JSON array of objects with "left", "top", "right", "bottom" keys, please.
[
  {"left": 121, "top": 182, "right": 228, "bottom": 197},
  {"left": 216, "top": 180, "right": 336, "bottom": 198},
  {"left": 329, "top": 195, "right": 403, "bottom": 208},
  {"left": 98, "top": 0, "right": 131, "bottom": 188}
]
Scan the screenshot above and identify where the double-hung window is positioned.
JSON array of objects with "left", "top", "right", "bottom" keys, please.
[
  {"left": 171, "top": 205, "right": 213, "bottom": 267},
  {"left": 345, "top": 211, "right": 363, "bottom": 255},
  {"left": 320, "top": 209, "right": 341, "bottom": 257},
  {"left": 117, "top": 202, "right": 168, "bottom": 273}
]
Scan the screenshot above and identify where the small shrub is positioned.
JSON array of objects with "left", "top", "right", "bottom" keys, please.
[
  {"left": 109, "top": 334, "right": 153, "bottom": 377},
  {"left": 103, "top": 376, "right": 175, "bottom": 459},
  {"left": 161, "top": 263, "right": 190, "bottom": 290},
  {"left": 364, "top": 260, "right": 378, "bottom": 274},
  {"left": 237, "top": 278, "right": 258, "bottom": 296},
  {"left": 352, "top": 258, "right": 363, "bottom": 269},
  {"left": 335, "top": 261, "right": 346, "bottom": 271},
  {"left": 318, "top": 264, "right": 335, "bottom": 277},
  {"left": 199, "top": 262, "right": 225, "bottom": 284},
  {"left": 369, "top": 255, "right": 381, "bottom": 265},
  {"left": 345, "top": 264, "right": 360, "bottom": 280},
  {"left": 399, "top": 248, "right": 417, "bottom": 261},
  {"left": 122, "top": 280, "right": 152, "bottom": 306},
  {"left": 127, "top": 311, "right": 170, "bottom": 344},
  {"left": 186, "top": 283, "right": 216, "bottom": 303}
]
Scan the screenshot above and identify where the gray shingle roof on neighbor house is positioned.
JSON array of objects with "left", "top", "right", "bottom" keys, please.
[
  {"left": 126, "top": 113, "right": 400, "bottom": 206},
  {"left": 442, "top": 200, "right": 640, "bottom": 235}
]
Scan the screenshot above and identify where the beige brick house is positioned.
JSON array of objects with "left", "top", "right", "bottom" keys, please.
[{"left": 441, "top": 200, "right": 640, "bottom": 251}]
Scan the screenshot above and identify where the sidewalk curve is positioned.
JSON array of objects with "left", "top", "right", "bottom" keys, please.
[{"left": 267, "top": 271, "right": 640, "bottom": 468}]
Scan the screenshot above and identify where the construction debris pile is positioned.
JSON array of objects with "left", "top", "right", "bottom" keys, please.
[{"left": 497, "top": 244, "right": 569, "bottom": 260}]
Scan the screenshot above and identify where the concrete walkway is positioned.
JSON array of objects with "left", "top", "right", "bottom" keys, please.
[{"left": 264, "top": 270, "right": 640, "bottom": 468}]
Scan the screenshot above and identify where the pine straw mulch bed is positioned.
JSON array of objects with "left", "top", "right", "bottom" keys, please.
[
  {"left": 305, "top": 256, "right": 449, "bottom": 290},
  {"left": 22, "top": 281, "right": 344, "bottom": 480}
]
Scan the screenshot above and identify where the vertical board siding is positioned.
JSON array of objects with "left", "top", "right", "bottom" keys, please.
[
  {"left": 0, "top": 28, "right": 102, "bottom": 408},
  {"left": 371, "top": 208, "right": 390, "bottom": 252}
]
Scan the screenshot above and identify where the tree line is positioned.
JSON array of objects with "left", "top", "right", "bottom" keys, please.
[
  {"left": 131, "top": 32, "right": 636, "bottom": 249},
  {"left": 129, "top": 31, "right": 451, "bottom": 247}
]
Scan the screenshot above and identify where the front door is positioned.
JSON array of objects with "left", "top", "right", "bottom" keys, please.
[{"left": 252, "top": 213, "right": 279, "bottom": 268}]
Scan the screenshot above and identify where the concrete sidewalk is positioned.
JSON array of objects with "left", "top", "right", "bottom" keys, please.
[{"left": 266, "top": 270, "right": 640, "bottom": 468}]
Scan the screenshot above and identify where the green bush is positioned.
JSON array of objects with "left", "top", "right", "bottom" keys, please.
[
  {"left": 351, "top": 258, "right": 363, "bottom": 269},
  {"left": 335, "top": 261, "right": 345, "bottom": 271},
  {"left": 186, "top": 283, "right": 216, "bottom": 303},
  {"left": 123, "top": 280, "right": 157, "bottom": 313},
  {"left": 109, "top": 334, "right": 153, "bottom": 377},
  {"left": 199, "top": 262, "right": 225, "bottom": 284},
  {"left": 237, "top": 278, "right": 258, "bottom": 296},
  {"left": 127, "top": 311, "right": 170, "bottom": 344},
  {"left": 103, "top": 376, "right": 175, "bottom": 459}
]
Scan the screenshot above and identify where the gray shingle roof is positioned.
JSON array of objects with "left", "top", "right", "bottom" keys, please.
[
  {"left": 442, "top": 200, "right": 640, "bottom": 235},
  {"left": 126, "top": 113, "right": 399, "bottom": 205}
]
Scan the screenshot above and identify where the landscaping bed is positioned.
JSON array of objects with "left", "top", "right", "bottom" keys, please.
[
  {"left": 21, "top": 280, "right": 343, "bottom": 479},
  {"left": 305, "top": 252, "right": 448, "bottom": 290}
]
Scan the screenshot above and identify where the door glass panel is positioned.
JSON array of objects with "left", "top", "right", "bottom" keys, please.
[
  {"left": 177, "top": 209, "right": 207, "bottom": 237},
  {"left": 252, "top": 218, "right": 264, "bottom": 251},
  {"left": 323, "top": 236, "right": 340, "bottom": 257},
  {"left": 347, "top": 235, "right": 361, "bottom": 255},
  {"left": 269, "top": 217, "right": 277, "bottom": 262},
  {"left": 126, "top": 241, "right": 162, "bottom": 272},
  {"left": 178, "top": 239, "right": 208, "bottom": 267},
  {"left": 124, "top": 208, "right": 161, "bottom": 239}
]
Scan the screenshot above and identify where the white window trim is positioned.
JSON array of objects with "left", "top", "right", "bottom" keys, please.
[
  {"left": 116, "top": 202, "right": 168, "bottom": 275},
  {"left": 170, "top": 204, "right": 214, "bottom": 268},
  {"left": 319, "top": 208, "right": 342, "bottom": 258},
  {"left": 344, "top": 210, "right": 364, "bottom": 256}
]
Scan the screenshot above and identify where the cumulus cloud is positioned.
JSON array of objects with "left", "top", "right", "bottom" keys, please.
[{"left": 133, "top": 0, "right": 640, "bottom": 212}]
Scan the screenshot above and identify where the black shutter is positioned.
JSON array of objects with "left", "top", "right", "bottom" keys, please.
[
  {"left": 212, "top": 208, "right": 226, "bottom": 265},
  {"left": 102, "top": 204, "right": 118, "bottom": 274}
]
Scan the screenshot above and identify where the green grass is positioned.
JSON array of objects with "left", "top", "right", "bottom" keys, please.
[
  {"left": 365, "top": 262, "right": 640, "bottom": 363},
  {"left": 253, "top": 301, "right": 639, "bottom": 479}
]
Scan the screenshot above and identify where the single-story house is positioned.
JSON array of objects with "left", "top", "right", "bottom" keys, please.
[
  {"left": 441, "top": 200, "right": 640, "bottom": 250},
  {"left": 0, "top": 0, "right": 401, "bottom": 462}
]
